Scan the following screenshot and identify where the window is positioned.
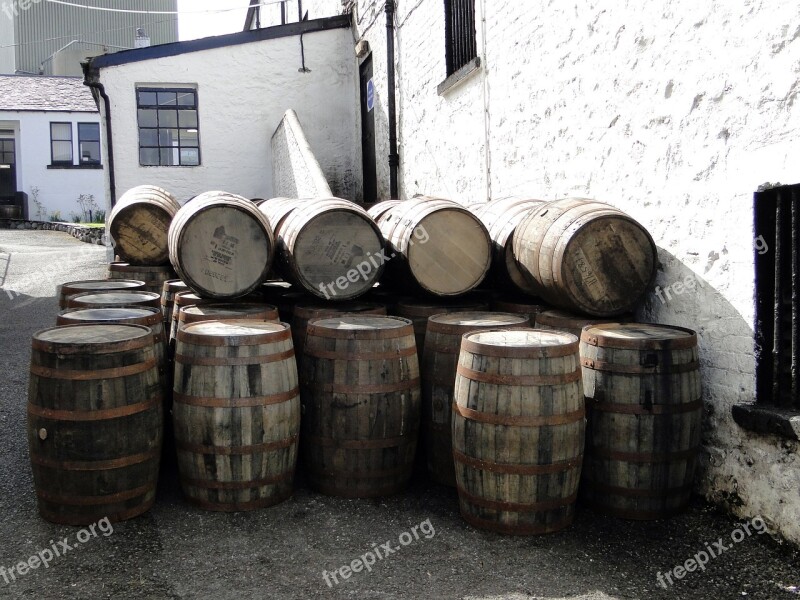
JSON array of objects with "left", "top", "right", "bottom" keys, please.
[
  {"left": 50, "top": 122, "right": 73, "bottom": 165},
  {"left": 78, "top": 123, "right": 101, "bottom": 165},
  {"left": 0, "top": 139, "right": 14, "bottom": 166},
  {"left": 444, "top": 0, "right": 477, "bottom": 76},
  {"left": 137, "top": 88, "right": 200, "bottom": 167}
]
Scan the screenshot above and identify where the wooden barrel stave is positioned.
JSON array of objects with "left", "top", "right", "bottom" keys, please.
[
  {"left": 392, "top": 297, "right": 489, "bottom": 356},
  {"left": 109, "top": 186, "right": 180, "bottom": 265}
]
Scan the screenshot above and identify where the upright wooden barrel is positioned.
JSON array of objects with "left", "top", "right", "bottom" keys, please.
[
  {"left": 28, "top": 324, "right": 162, "bottom": 524},
  {"left": 301, "top": 315, "right": 420, "bottom": 497},
  {"left": 67, "top": 291, "right": 161, "bottom": 310},
  {"left": 173, "top": 320, "right": 300, "bottom": 511},
  {"left": 472, "top": 198, "right": 547, "bottom": 295},
  {"left": 168, "top": 191, "right": 275, "bottom": 299},
  {"left": 180, "top": 303, "right": 280, "bottom": 327},
  {"left": 58, "top": 279, "right": 146, "bottom": 310},
  {"left": 492, "top": 296, "right": 548, "bottom": 326},
  {"left": 376, "top": 196, "right": 492, "bottom": 296},
  {"left": 536, "top": 309, "right": 630, "bottom": 338},
  {"left": 392, "top": 297, "right": 489, "bottom": 356},
  {"left": 108, "top": 262, "right": 177, "bottom": 295},
  {"left": 161, "top": 279, "right": 188, "bottom": 326},
  {"left": 292, "top": 301, "right": 386, "bottom": 367},
  {"left": 513, "top": 198, "right": 657, "bottom": 316},
  {"left": 422, "top": 312, "right": 529, "bottom": 486},
  {"left": 453, "top": 329, "right": 585, "bottom": 535},
  {"left": 108, "top": 185, "right": 180, "bottom": 265},
  {"left": 273, "top": 198, "right": 385, "bottom": 300},
  {"left": 579, "top": 323, "right": 702, "bottom": 519},
  {"left": 169, "top": 291, "right": 216, "bottom": 347}
]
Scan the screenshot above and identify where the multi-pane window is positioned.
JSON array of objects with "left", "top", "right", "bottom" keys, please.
[
  {"left": 444, "top": 0, "right": 477, "bottom": 76},
  {"left": 0, "top": 139, "right": 14, "bottom": 165},
  {"left": 137, "top": 88, "right": 200, "bottom": 167},
  {"left": 50, "top": 122, "right": 73, "bottom": 165},
  {"left": 78, "top": 123, "right": 101, "bottom": 165}
]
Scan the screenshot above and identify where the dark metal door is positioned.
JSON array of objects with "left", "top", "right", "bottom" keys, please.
[
  {"left": 0, "top": 139, "right": 16, "bottom": 199},
  {"left": 359, "top": 56, "right": 377, "bottom": 205}
]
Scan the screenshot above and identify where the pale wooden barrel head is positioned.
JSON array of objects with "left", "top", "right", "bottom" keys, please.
[
  {"left": 162, "top": 279, "right": 188, "bottom": 294},
  {"left": 69, "top": 291, "right": 161, "bottom": 308},
  {"left": 464, "top": 328, "right": 579, "bottom": 352},
  {"left": 34, "top": 323, "right": 152, "bottom": 346},
  {"left": 408, "top": 209, "right": 491, "bottom": 295},
  {"left": 174, "top": 205, "right": 271, "bottom": 297},
  {"left": 58, "top": 307, "right": 160, "bottom": 323},
  {"left": 63, "top": 279, "right": 145, "bottom": 292},
  {"left": 179, "top": 319, "right": 289, "bottom": 343},
  {"left": 181, "top": 303, "right": 279, "bottom": 323},
  {"left": 428, "top": 311, "right": 529, "bottom": 329},
  {"left": 310, "top": 315, "right": 411, "bottom": 332},
  {"left": 581, "top": 323, "right": 697, "bottom": 349}
]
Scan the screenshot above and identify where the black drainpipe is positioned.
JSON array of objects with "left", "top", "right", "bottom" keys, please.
[
  {"left": 385, "top": 0, "right": 399, "bottom": 199},
  {"left": 82, "top": 65, "right": 116, "bottom": 208}
]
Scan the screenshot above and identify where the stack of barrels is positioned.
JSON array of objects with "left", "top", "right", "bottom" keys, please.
[{"left": 30, "top": 185, "right": 702, "bottom": 535}]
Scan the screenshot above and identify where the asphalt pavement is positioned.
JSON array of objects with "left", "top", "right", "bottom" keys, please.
[{"left": 0, "top": 230, "right": 798, "bottom": 600}]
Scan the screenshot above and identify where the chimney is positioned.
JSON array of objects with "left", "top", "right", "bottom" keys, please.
[{"left": 135, "top": 28, "right": 151, "bottom": 49}]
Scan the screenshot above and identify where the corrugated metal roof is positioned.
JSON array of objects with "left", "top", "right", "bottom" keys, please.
[{"left": 0, "top": 75, "right": 97, "bottom": 112}]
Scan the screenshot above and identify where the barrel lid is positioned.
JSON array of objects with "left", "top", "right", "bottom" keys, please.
[
  {"left": 294, "top": 302, "right": 385, "bottom": 319},
  {"left": 62, "top": 279, "right": 145, "bottom": 291},
  {"left": 32, "top": 324, "right": 153, "bottom": 354},
  {"left": 581, "top": 323, "right": 698, "bottom": 350},
  {"left": 428, "top": 311, "right": 529, "bottom": 335},
  {"left": 183, "top": 303, "right": 278, "bottom": 318},
  {"left": 71, "top": 291, "right": 160, "bottom": 305},
  {"left": 163, "top": 279, "right": 188, "bottom": 293},
  {"left": 307, "top": 315, "right": 413, "bottom": 339},
  {"left": 177, "top": 319, "right": 290, "bottom": 346},
  {"left": 462, "top": 328, "right": 579, "bottom": 358},
  {"left": 174, "top": 291, "right": 213, "bottom": 305},
  {"left": 58, "top": 307, "right": 159, "bottom": 321},
  {"left": 109, "top": 262, "right": 174, "bottom": 273}
]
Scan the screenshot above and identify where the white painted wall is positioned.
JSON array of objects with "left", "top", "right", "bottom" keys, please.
[
  {"left": 0, "top": 111, "right": 105, "bottom": 220},
  {"left": 96, "top": 26, "right": 360, "bottom": 205},
  {"left": 0, "top": 14, "right": 15, "bottom": 74},
  {"left": 272, "top": 109, "right": 334, "bottom": 198},
  {"left": 302, "top": 0, "right": 800, "bottom": 543}
]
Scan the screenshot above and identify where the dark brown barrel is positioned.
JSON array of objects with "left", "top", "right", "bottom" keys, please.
[
  {"left": 271, "top": 291, "right": 311, "bottom": 323},
  {"left": 0, "top": 205, "right": 21, "bottom": 218},
  {"left": 292, "top": 301, "right": 386, "bottom": 368},
  {"left": 535, "top": 309, "right": 632, "bottom": 338},
  {"left": 491, "top": 296, "right": 548, "bottom": 326},
  {"left": 579, "top": 323, "right": 701, "bottom": 520},
  {"left": 161, "top": 279, "right": 188, "bottom": 326},
  {"left": 67, "top": 291, "right": 162, "bottom": 310},
  {"left": 513, "top": 198, "right": 657, "bottom": 316},
  {"left": 168, "top": 191, "right": 275, "bottom": 300},
  {"left": 108, "top": 262, "right": 177, "bottom": 295},
  {"left": 453, "top": 329, "right": 585, "bottom": 535},
  {"left": 376, "top": 196, "right": 492, "bottom": 296},
  {"left": 173, "top": 320, "right": 299, "bottom": 511},
  {"left": 392, "top": 297, "right": 490, "bottom": 356},
  {"left": 301, "top": 315, "right": 420, "bottom": 497},
  {"left": 422, "top": 312, "right": 529, "bottom": 486},
  {"left": 273, "top": 198, "right": 386, "bottom": 300},
  {"left": 180, "top": 303, "right": 280, "bottom": 327},
  {"left": 108, "top": 185, "right": 181, "bottom": 265},
  {"left": 28, "top": 324, "right": 162, "bottom": 524},
  {"left": 472, "top": 198, "right": 548, "bottom": 295},
  {"left": 58, "top": 279, "right": 146, "bottom": 310}
]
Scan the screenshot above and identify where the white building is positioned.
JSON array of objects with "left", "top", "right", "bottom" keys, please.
[{"left": 0, "top": 75, "right": 105, "bottom": 220}]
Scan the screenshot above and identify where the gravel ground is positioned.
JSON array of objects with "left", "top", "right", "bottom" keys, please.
[{"left": 0, "top": 230, "right": 798, "bottom": 600}]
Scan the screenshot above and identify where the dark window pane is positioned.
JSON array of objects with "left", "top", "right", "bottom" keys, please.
[
  {"left": 78, "top": 123, "right": 100, "bottom": 142},
  {"left": 140, "top": 148, "right": 159, "bottom": 166},
  {"left": 176, "top": 91, "right": 195, "bottom": 107},
  {"left": 158, "top": 109, "right": 178, "bottom": 128},
  {"left": 138, "top": 109, "right": 158, "bottom": 127},
  {"left": 178, "top": 110, "right": 197, "bottom": 128},
  {"left": 52, "top": 140, "right": 72, "bottom": 162},
  {"left": 139, "top": 129, "right": 158, "bottom": 147},
  {"left": 179, "top": 129, "right": 199, "bottom": 147},
  {"left": 137, "top": 91, "right": 157, "bottom": 106},
  {"left": 80, "top": 141, "right": 101, "bottom": 164},
  {"left": 159, "top": 129, "right": 179, "bottom": 146},
  {"left": 180, "top": 148, "right": 200, "bottom": 166},
  {"left": 160, "top": 148, "right": 176, "bottom": 166},
  {"left": 157, "top": 91, "right": 177, "bottom": 106}
]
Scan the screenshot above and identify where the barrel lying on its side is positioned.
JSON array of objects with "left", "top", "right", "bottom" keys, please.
[{"left": 108, "top": 185, "right": 180, "bottom": 265}]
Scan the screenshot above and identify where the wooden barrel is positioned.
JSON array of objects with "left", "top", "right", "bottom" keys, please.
[
  {"left": 301, "top": 315, "right": 420, "bottom": 497},
  {"left": 422, "top": 312, "right": 530, "bottom": 486},
  {"left": 257, "top": 197, "right": 304, "bottom": 232},
  {"left": 168, "top": 191, "right": 275, "bottom": 299},
  {"left": 0, "top": 205, "right": 21, "bottom": 219},
  {"left": 392, "top": 297, "right": 490, "bottom": 356},
  {"left": 67, "top": 290, "right": 161, "bottom": 310},
  {"left": 169, "top": 291, "right": 216, "bottom": 348},
  {"left": 28, "top": 324, "right": 162, "bottom": 524},
  {"left": 180, "top": 303, "right": 280, "bottom": 327},
  {"left": 367, "top": 199, "right": 402, "bottom": 221},
  {"left": 535, "top": 309, "right": 631, "bottom": 338},
  {"left": 513, "top": 198, "right": 657, "bottom": 316},
  {"left": 173, "top": 320, "right": 300, "bottom": 511},
  {"left": 161, "top": 279, "right": 188, "bottom": 326},
  {"left": 491, "top": 297, "right": 548, "bottom": 326},
  {"left": 579, "top": 323, "right": 702, "bottom": 520},
  {"left": 472, "top": 198, "right": 547, "bottom": 295},
  {"left": 292, "top": 301, "right": 386, "bottom": 368},
  {"left": 453, "top": 329, "right": 585, "bottom": 535},
  {"left": 270, "top": 291, "right": 311, "bottom": 323},
  {"left": 58, "top": 279, "right": 146, "bottom": 310},
  {"left": 109, "top": 185, "right": 180, "bottom": 265},
  {"left": 273, "top": 198, "right": 385, "bottom": 300},
  {"left": 376, "top": 196, "right": 492, "bottom": 296},
  {"left": 108, "top": 262, "right": 177, "bottom": 295}
]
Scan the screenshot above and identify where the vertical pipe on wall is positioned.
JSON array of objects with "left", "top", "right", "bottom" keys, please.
[{"left": 385, "top": 0, "right": 399, "bottom": 199}]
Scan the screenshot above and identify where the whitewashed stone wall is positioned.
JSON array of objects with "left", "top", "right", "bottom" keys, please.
[{"left": 272, "top": 109, "right": 334, "bottom": 198}]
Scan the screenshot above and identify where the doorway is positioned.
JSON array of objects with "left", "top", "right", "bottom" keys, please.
[
  {"left": 359, "top": 55, "right": 377, "bottom": 205},
  {"left": 0, "top": 138, "right": 16, "bottom": 200}
]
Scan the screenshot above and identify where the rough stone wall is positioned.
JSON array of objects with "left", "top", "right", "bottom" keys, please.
[{"left": 272, "top": 109, "right": 335, "bottom": 198}]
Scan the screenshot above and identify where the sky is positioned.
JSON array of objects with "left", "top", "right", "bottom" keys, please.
[{"left": 177, "top": 0, "right": 252, "bottom": 41}]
